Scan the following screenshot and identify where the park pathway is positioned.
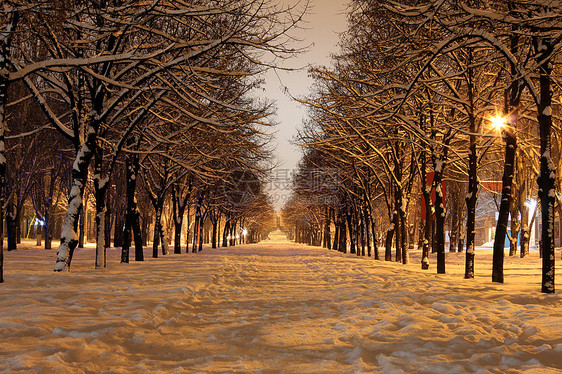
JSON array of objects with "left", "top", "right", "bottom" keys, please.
[{"left": 0, "top": 236, "right": 560, "bottom": 373}]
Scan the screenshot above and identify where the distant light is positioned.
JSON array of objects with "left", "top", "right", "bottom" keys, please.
[
  {"left": 34, "top": 218, "right": 44, "bottom": 227},
  {"left": 526, "top": 198, "right": 537, "bottom": 215},
  {"left": 242, "top": 229, "right": 248, "bottom": 236},
  {"left": 490, "top": 115, "right": 506, "bottom": 130}
]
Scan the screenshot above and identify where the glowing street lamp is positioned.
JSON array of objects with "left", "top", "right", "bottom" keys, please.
[
  {"left": 479, "top": 114, "right": 507, "bottom": 160},
  {"left": 490, "top": 115, "right": 506, "bottom": 130}
]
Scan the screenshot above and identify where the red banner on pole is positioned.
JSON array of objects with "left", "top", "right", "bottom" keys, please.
[
  {"left": 421, "top": 172, "right": 446, "bottom": 220},
  {"left": 481, "top": 181, "right": 502, "bottom": 192}
]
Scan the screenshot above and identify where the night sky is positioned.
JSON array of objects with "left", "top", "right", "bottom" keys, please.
[{"left": 263, "top": 0, "right": 349, "bottom": 210}]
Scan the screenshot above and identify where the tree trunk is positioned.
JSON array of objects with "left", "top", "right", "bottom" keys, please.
[
  {"left": 323, "top": 206, "right": 331, "bottom": 249},
  {"left": 359, "top": 209, "right": 366, "bottom": 256},
  {"left": 332, "top": 212, "right": 339, "bottom": 251},
  {"left": 95, "top": 204, "right": 106, "bottom": 269},
  {"left": 94, "top": 167, "right": 108, "bottom": 269},
  {"left": 159, "top": 224, "right": 169, "bottom": 256},
  {"left": 122, "top": 153, "right": 143, "bottom": 262},
  {"left": 464, "top": 56, "right": 478, "bottom": 277},
  {"left": 347, "top": 208, "right": 355, "bottom": 254},
  {"left": 0, "top": 210, "right": 3, "bottom": 282},
  {"left": 192, "top": 214, "right": 199, "bottom": 253},
  {"left": 394, "top": 210, "right": 401, "bottom": 263},
  {"left": 0, "top": 11, "right": 20, "bottom": 282},
  {"left": 397, "top": 203, "right": 404, "bottom": 264},
  {"left": 421, "top": 151, "right": 432, "bottom": 270},
  {"left": 192, "top": 194, "right": 203, "bottom": 252},
  {"left": 338, "top": 215, "right": 346, "bottom": 253},
  {"left": 492, "top": 121, "right": 517, "bottom": 283},
  {"left": 212, "top": 218, "right": 218, "bottom": 248},
  {"left": 230, "top": 220, "right": 236, "bottom": 246},
  {"left": 141, "top": 214, "right": 149, "bottom": 247},
  {"left": 0, "top": 211, "right": 3, "bottom": 283},
  {"left": 508, "top": 209, "right": 520, "bottom": 257},
  {"left": 520, "top": 201, "right": 531, "bottom": 258},
  {"left": 172, "top": 187, "right": 181, "bottom": 254},
  {"left": 354, "top": 210, "right": 361, "bottom": 255},
  {"left": 371, "top": 216, "right": 379, "bottom": 260},
  {"left": 198, "top": 214, "right": 204, "bottom": 252},
  {"left": 122, "top": 211, "right": 131, "bottom": 264},
  {"left": 418, "top": 221, "right": 424, "bottom": 251},
  {"left": 408, "top": 221, "right": 415, "bottom": 250},
  {"left": 6, "top": 201, "right": 17, "bottom": 251},
  {"left": 54, "top": 127, "right": 96, "bottom": 271},
  {"left": 394, "top": 130, "right": 405, "bottom": 264},
  {"left": 464, "top": 142, "right": 478, "bottom": 277},
  {"left": 434, "top": 165, "right": 446, "bottom": 274},
  {"left": 104, "top": 202, "right": 111, "bottom": 249},
  {"left": 174, "top": 221, "right": 182, "bottom": 254},
  {"left": 78, "top": 202, "right": 85, "bottom": 248},
  {"left": 449, "top": 222, "right": 457, "bottom": 253},
  {"left": 493, "top": 27, "right": 523, "bottom": 283},
  {"left": 185, "top": 205, "right": 190, "bottom": 252},
  {"left": 15, "top": 205, "right": 21, "bottom": 244},
  {"left": 222, "top": 219, "right": 229, "bottom": 247},
  {"left": 363, "top": 207, "right": 371, "bottom": 256},
  {"left": 45, "top": 201, "right": 54, "bottom": 249},
  {"left": 36, "top": 224, "right": 42, "bottom": 246},
  {"left": 422, "top": 218, "right": 431, "bottom": 270},
  {"left": 113, "top": 206, "right": 124, "bottom": 248},
  {"left": 122, "top": 160, "right": 134, "bottom": 263},
  {"left": 385, "top": 213, "right": 395, "bottom": 261},
  {"left": 153, "top": 207, "right": 163, "bottom": 258},
  {"left": 457, "top": 225, "right": 465, "bottom": 253},
  {"left": 93, "top": 143, "right": 110, "bottom": 270},
  {"left": 216, "top": 214, "right": 220, "bottom": 246},
  {"left": 130, "top": 209, "right": 142, "bottom": 261},
  {"left": 171, "top": 183, "right": 190, "bottom": 255},
  {"left": 448, "top": 183, "right": 463, "bottom": 253},
  {"left": 536, "top": 37, "right": 555, "bottom": 293}
]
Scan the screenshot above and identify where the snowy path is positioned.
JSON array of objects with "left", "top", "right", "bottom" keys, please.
[{"left": 1, "top": 233, "right": 561, "bottom": 373}]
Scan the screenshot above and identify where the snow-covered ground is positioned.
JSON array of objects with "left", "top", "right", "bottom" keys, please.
[{"left": 1, "top": 231, "right": 561, "bottom": 373}]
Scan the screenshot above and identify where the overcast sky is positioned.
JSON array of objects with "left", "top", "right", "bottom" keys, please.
[{"left": 263, "top": 0, "right": 349, "bottom": 210}]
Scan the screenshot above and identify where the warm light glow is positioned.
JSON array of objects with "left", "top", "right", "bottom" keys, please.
[
  {"left": 490, "top": 115, "right": 506, "bottom": 130},
  {"left": 242, "top": 229, "right": 248, "bottom": 236}
]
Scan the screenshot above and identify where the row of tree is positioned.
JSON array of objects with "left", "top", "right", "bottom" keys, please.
[
  {"left": 283, "top": 0, "right": 560, "bottom": 293},
  {"left": 0, "top": 0, "right": 297, "bottom": 281}
]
